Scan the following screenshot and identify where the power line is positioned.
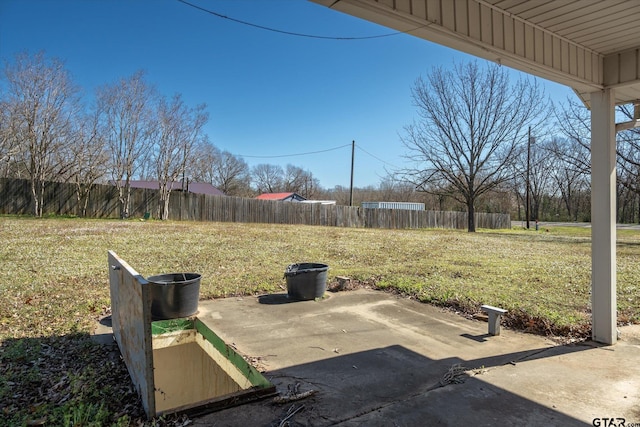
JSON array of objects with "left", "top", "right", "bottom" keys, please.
[
  {"left": 237, "top": 143, "right": 351, "bottom": 159},
  {"left": 237, "top": 142, "right": 400, "bottom": 168},
  {"left": 177, "top": 0, "right": 428, "bottom": 40},
  {"left": 355, "top": 143, "right": 400, "bottom": 169}
]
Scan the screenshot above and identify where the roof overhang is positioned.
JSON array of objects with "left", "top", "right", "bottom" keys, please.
[{"left": 311, "top": 0, "right": 640, "bottom": 109}]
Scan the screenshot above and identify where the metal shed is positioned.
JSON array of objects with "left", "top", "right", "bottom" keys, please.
[{"left": 362, "top": 201, "right": 425, "bottom": 211}]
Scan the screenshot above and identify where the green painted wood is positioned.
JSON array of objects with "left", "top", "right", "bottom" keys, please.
[{"left": 194, "top": 318, "right": 273, "bottom": 389}]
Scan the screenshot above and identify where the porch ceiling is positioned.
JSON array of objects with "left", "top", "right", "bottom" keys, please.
[{"left": 311, "top": 0, "right": 640, "bottom": 108}]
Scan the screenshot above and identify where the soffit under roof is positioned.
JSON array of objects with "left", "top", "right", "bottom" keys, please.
[{"left": 312, "top": 0, "right": 640, "bottom": 108}]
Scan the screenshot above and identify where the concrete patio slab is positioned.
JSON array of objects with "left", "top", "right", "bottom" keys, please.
[{"left": 191, "top": 289, "right": 640, "bottom": 426}]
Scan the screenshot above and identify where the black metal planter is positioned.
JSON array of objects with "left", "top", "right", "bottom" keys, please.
[
  {"left": 146, "top": 273, "right": 201, "bottom": 320},
  {"left": 284, "top": 263, "right": 328, "bottom": 301}
]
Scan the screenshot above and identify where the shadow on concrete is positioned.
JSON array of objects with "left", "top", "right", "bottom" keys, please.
[
  {"left": 467, "top": 340, "right": 598, "bottom": 371},
  {"left": 460, "top": 332, "right": 492, "bottom": 342},
  {"left": 257, "top": 293, "right": 294, "bottom": 305},
  {"left": 201, "top": 344, "right": 589, "bottom": 426}
]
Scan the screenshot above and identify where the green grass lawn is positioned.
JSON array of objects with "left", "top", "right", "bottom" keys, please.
[{"left": 1, "top": 217, "right": 639, "bottom": 425}]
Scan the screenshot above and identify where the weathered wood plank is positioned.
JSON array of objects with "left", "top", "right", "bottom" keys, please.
[{"left": 108, "top": 250, "right": 155, "bottom": 418}]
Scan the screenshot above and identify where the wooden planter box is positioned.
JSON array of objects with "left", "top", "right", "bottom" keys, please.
[{"left": 108, "top": 251, "right": 275, "bottom": 418}]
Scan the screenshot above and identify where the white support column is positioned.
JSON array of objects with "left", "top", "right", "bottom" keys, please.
[{"left": 590, "top": 89, "right": 617, "bottom": 345}]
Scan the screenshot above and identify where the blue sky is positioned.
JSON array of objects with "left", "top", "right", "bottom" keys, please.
[{"left": 0, "top": 0, "right": 576, "bottom": 189}]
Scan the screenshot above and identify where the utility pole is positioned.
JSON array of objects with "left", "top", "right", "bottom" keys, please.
[
  {"left": 349, "top": 140, "right": 355, "bottom": 207},
  {"left": 526, "top": 127, "right": 532, "bottom": 229}
]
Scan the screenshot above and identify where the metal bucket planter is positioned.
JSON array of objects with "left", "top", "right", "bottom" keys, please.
[
  {"left": 284, "top": 263, "right": 328, "bottom": 301},
  {"left": 147, "top": 273, "right": 201, "bottom": 320}
]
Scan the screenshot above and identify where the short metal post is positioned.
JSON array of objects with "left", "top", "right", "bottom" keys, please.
[
  {"left": 487, "top": 312, "right": 501, "bottom": 335},
  {"left": 481, "top": 305, "right": 507, "bottom": 336}
]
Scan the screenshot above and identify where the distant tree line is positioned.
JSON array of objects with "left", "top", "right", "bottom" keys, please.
[
  {"left": 1, "top": 52, "right": 640, "bottom": 226},
  {"left": 0, "top": 52, "right": 325, "bottom": 218}
]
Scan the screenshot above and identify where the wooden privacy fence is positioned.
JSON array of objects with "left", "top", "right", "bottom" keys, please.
[{"left": 0, "top": 178, "right": 510, "bottom": 230}]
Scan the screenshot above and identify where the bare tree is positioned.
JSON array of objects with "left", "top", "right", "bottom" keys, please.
[
  {"left": 1, "top": 51, "right": 80, "bottom": 216},
  {"left": 554, "top": 98, "right": 591, "bottom": 174},
  {"left": 556, "top": 100, "right": 640, "bottom": 222},
  {"left": 615, "top": 104, "right": 640, "bottom": 222},
  {"left": 67, "top": 111, "right": 109, "bottom": 216},
  {"left": 96, "top": 71, "right": 155, "bottom": 218},
  {"left": 252, "top": 163, "right": 284, "bottom": 194},
  {"left": 152, "top": 93, "right": 208, "bottom": 220},
  {"left": 190, "top": 140, "right": 217, "bottom": 183},
  {"left": 283, "top": 164, "right": 306, "bottom": 193},
  {"left": 511, "top": 137, "right": 556, "bottom": 222},
  {"left": 299, "top": 172, "right": 320, "bottom": 199},
  {"left": 323, "top": 185, "right": 350, "bottom": 206},
  {"left": 378, "top": 176, "right": 421, "bottom": 203},
  {"left": 552, "top": 98, "right": 608, "bottom": 222},
  {"left": 401, "top": 61, "right": 547, "bottom": 231},
  {"left": 617, "top": 160, "right": 640, "bottom": 223},
  {"left": 547, "top": 137, "right": 591, "bottom": 221},
  {"left": 0, "top": 99, "right": 20, "bottom": 177},
  {"left": 191, "top": 142, "right": 251, "bottom": 196},
  {"left": 282, "top": 164, "right": 319, "bottom": 198},
  {"left": 214, "top": 150, "right": 251, "bottom": 196}
]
